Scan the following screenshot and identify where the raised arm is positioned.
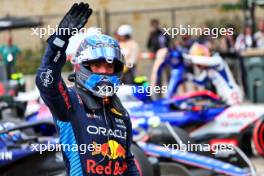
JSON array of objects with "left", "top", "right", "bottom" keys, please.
[{"left": 35, "top": 3, "right": 92, "bottom": 120}]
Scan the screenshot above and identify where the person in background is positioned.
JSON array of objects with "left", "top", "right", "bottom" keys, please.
[
  {"left": 0, "top": 35, "right": 21, "bottom": 79},
  {"left": 147, "top": 19, "right": 170, "bottom": 54},
  {"left": 150, "top": 38, "right": 185, "bottom": 98},
  {"left": 235, "top": 25, "right": 253, "bottom": 52},
  {"left": 254, "top": 19, "right": 264, "bottom": 48},
  {"left": 184, "top": 42, "right": 244, "bottom": 105},
  {"left": 234, "top": 25, "right": 254, "bottom": 94},
  {"left": 117, "top": 24, "right": 140, "bottom": 84},
  {"left": 217, "top": 25, "right": 236, "bottom": 57}
]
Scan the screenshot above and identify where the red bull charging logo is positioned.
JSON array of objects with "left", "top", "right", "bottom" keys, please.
[
  {"left": 87, "top": 140, "right": 127, "bottom": 175},
  {"left": 92, "top": 140, "right": 126, "bottom": 159}
]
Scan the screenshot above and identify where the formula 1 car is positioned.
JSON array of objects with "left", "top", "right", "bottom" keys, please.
[
  {"left": 0, "top": 119, "right": 157, "bottom": 176},
  {"left": 117, "top": 85, "right": 264, "bottom": 157},
  {"left": 0, "top": 109, "right": 255, "bottom": 176},
  {"left": 22, "top": 79, "right": 264, "bottom": 158},
  {"left": 6, "top": 75, "right": 258, "bottom": 175},
  {"left": 17, "top": 69, "right": 264, "bottom": 158},
  {"left": 23, "top": 91, "right": 255, "bottom": 176},
  {"left": 0, "top": 120, "right": 66, "bottom": 176},
  {"left": 135, "top": 128, "right": 256, "bottom": 176}
]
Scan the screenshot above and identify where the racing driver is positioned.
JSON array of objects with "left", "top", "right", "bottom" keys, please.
[{"left": 35, "top": 2, "right": 140, "bottom": 176}]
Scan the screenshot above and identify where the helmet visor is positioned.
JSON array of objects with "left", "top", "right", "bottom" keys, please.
[{"left": 73, "top": 45, "right": 124, "bottom": 65}]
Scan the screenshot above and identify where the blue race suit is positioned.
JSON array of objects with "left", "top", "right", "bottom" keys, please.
[
  {"left": 157, "top": 48, "right": 184, "bottom": 98},
  {"left": 35, "top": 36, "right": 140, "bottom": 176}
]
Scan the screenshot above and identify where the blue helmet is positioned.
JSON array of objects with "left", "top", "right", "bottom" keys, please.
[{"left": 74, "top": 34, "right": 125, "bottom": 98}]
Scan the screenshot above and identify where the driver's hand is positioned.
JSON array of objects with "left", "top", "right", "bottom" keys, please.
[
  {"left": 47, "top": 2, "right": 93, "bottom": 50},
  {"left": 58, "top": 2, "right": 93, "bottom": 40}
]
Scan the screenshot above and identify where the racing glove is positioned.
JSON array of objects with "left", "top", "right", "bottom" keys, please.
[
  {"left": 47, "top": 2, "right": 93, "bottom": 50},
  {"left": 37, "top": 2, "right": 92, "bottom": 98}
]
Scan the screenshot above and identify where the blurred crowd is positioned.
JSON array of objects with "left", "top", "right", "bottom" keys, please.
[
  {"left": 114, "top": 18, "right": 264, "bottom": 66},
  {"left": 1, "top": 18, "right": 263, "bottom": 83}
]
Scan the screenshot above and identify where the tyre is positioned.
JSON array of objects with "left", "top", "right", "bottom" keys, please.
[
  {"left": 147, "top": 123, "right": 194, "bottom": 146},
  {"left": 159, "top": 162, "right": 192, "bottom": 176},
  {"left": 15, "top": 101, "right": 27, "bottom": 118},
  {"left": 252, "top": 118, "right": 264, "bottom": 156},
  {"left": 131, "top": 143, "right": 155, "bottom": 176}
]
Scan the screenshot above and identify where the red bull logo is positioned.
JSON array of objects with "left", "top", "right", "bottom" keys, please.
[
  {"left": 87, "top": 160, "right": 127, "bottom": 175},
  {"left": 87, "top": 125, "right": 127, "bottom": 140},
  {"left": 88, "top": 140, "right": 127, "bottom": 175},
  {"left": 92, "top": 140, "right": 126, "bottom": 159}
]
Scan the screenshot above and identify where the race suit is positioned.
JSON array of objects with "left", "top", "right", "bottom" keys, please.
[
  {"left": 35, "top": 36, "right": 140, "bottom": 176},
  {"left": 152, "top": 48, "right": 184, "bottom": 98},
  {"left": 190, "top": 54, "right": 243, "bottom": 105}
]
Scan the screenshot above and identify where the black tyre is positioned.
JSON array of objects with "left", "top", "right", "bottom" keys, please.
[
  {"left": 15, "top": 101, "right": 27, "bottom": 118},
  {"left": 252, "top": 118, "right": 264, "bottom": 156},
  {"left": 148, "top": 124, "right": 194, "bottom": 146},
  {"left": 0, "top": 151, "right": 65, "bottom": 176},
  {"left": 131, "top": 143, "right": 155, "bottom": 176},
  {"left": 159, "top": 162, "right": 192, "bottom": 176}
]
